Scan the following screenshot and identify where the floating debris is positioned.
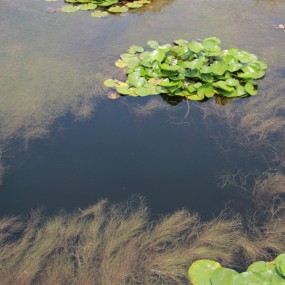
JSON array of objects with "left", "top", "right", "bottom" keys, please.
[
  {"left": 276, "top": 24, "right": 285, "bottom": 29},
  {"left": 47, "top": 7, "right": 57, "bottom": 13},
  {"left": 107, "top": 92, "right": 120, "bottom": 100}
]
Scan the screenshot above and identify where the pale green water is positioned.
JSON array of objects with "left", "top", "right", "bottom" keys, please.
[{"left": 0, "top": 0, "right": 284, "bottom": 216}]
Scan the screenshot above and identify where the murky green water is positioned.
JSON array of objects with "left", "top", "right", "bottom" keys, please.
[{"left": 0, "top": 0, "right": 285, "bottom": 217}]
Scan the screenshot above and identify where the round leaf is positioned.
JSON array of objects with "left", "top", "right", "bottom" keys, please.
[
  {"left": 104, "top": 79, "right": 117, "bottom": 88},
  {"left": 211, "top": 267, "right": 239, "bottom": 285},
  {"left": 91, "top": 11, "right": 108, "bottom": 17},
  {"left": 127, "top": 45, "right": 144, "bottom": 54},
  {"left": 108, "top": 5, "right": 128, "bottom": 13},
  {"left": 188, "top": 260, "right": 221, "bottom": 285},
  {"left": 61, "top": 5, "right": 80, "bottom": 13}
]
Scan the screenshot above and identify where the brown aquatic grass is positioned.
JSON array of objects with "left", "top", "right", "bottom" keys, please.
[
  {"left": 218, "top": 169, "right": 285, "bottom": 208},
  {"left": 200, "top": 78, "right": 285, "bottom": 158},
  {"left": 1, "top": 199, "right": 285, "bottom": 285}
]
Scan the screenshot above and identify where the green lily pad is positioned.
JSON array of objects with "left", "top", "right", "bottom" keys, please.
[
  {"left": 209, "top": 61, "right": 227, "bottom": 76},
  {"left": 116, "top": 86, "right": 133, "bottom": 95},
  {"left": 104, "top": 79, "right": 117, "bottom": 88},
  {"left": 126, "top": 1, "right": 143, "bottom": 8},
  {"left": 91, "top": 10, "right": 108, "bottom": 17},
  {"left": 188, "top": 41, "right": 204, "bottom": 53},
  {"left": 174, "top": 39, "right": 189, "bottom": 46},
  {"left": 127, "top": 45, "right": 144, "bottom": 54},
  {"left": 97, "top": 0, "right": 118, "bottom": 6},
  {"left": 210, "top": 267, "right": 239, "bottom": 285},
  {"left": 203, "top": 37, "right": 221, "bottom": 51},
  {"left": 147, "top": 40, "right": 159, "bottom": 49},
  {"left": 61, "top": 5, "right": 80, "bottom": 12},
  {"left": 104, "top": 37, "right": 267, "bottom": 102},
  {"left": 108, "top": 5, "right": 128, "bottom": 13},
  {"left": 230, "top": 272, "right": 268, "bottom": 285},
  {"left": 213, "top": 81, "right": 234, "bottom": 92},
  {"left": 188, "top": 260, "right": 221, "bottom": 285},
  {"left": 244, "top": 82, "right": 257, "bottom": 95},
  {"left": 135, "top": 86, "right": 159, "bottom": 96},
  {"left": 79, "top": 3, "right": 97, "bottom": 10}
]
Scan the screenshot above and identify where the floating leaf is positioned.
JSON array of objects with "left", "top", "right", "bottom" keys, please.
[
  {"left": 79, "top": 3, "right": 97, "bottom": 10},
  {"left": 108, "top": 5, "right": 128, "bottom": 13},
  {"left": 147, "top": 40, "right": 159, "bottom": 49},
  {"left": 104, "top": 37, "right": 267, "bottom": 102},
  {"left": 104, "top": 79, "right": 117, "bottom": 88},
  {"left": 126, "top": 1, "right": 143, "bottom": 8},
  {"left": 244, "top": 82, "right": 257, "bottom": 95},
  {"left": 188, "top": 41, "right": 204, "bottom": 53},
  {"left": 127, "top": 45, "right": 144, "bottom": 54},
  {"left": 115, "top": 59, "right": 127, "bottom": 68},
  {"left": 135, "top": 86, "right": 159, "bottom": 96},
  {"left": 61, "top": 5, "right": 80, "bottom": 12},
  {"left": 91, "top": 10, "right": 108, "bottom": 17},
  {"left": 197, "top": 83, "right": 216, "bottom": 98},
  {"left": 213, "top": 81, "right": 234, "bottom": 92},
  {"left": 230, "top": 272, "right": 267, "bottom": 285},
  {"left": 203, "top": 37, "right": 221, "bottom": 51},
  {"left": 108, "top": 92, "right": 120, "bottom": 99},
  {"left": 97, "top": 0, "right": 118, "bottom": 6},
  {"left": 128, "top": 72, "right": 146, "bottom": 87},
  {"left": 188, "top": 260, "right": 221, "bottom": 285},
  {"left": 210, "top": 267, "right": 239, "bottom": 285},
  {"left": 174, "top": 39, "right": 189, "bottom": 46},
  {"left": 116, "top": 86, "right": 133, "bottom": 95},
  {"left": 209, "top": 61, "right": 227, "bottom": 76}
]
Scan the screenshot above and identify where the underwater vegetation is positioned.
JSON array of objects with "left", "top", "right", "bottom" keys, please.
[
  {"left": 2, "top": 198, "right": 285, "bottom": 284},
  {"left": 188, "top": 253, "right": 285, "bottom": 285},
  {"left": 104, "top": 37, "right": 268, "bottom": 101}
]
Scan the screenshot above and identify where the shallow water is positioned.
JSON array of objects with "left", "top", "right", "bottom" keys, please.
[{"left": 0, "top": 0, "right": 284, "bottom": 217}]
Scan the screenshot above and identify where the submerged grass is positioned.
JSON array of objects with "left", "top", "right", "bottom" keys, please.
[{"left": 1, "top": 198, "right": 285, "bottom": 285}]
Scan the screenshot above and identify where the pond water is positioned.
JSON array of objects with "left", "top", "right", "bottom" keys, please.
[{"left": 0, "top": 0, "right": 285, "bottom": 218}]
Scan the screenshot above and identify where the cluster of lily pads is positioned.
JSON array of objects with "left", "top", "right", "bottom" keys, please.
[
  {"left": 60, "top": 0, "right": 151, "bottom": 17},
  {"left": 188, "top": 254, "right": 285, "bottom": 285},
  {"left": 104, "top": 37, "right": 268, "bottom": 100}
]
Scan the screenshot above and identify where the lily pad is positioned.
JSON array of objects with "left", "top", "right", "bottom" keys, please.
[
  {"left": 126, "top": 1, "right": 143, "bottom": 8},
  {"left": 104, "top": 37, "right": 268, "bottom": 102},
  {"left": 104, "top": 79, "right": 117, "bottom": 88},
  {"left": 61, "top": 5, "right": 80, "bottom": 12},
  {"left": 108, "top": 5, "right": 128, "bottom": 13},
  {"left": 210, "top": 267, "right": 239, "bottom": 285},
  {"left": 147, "top": 40, "right": 159, "bottom": 49},
  {"left": 79, "top": 3, "right": 97, "bottom": 10},
  {"left": 127, "top": 45, "right": 145, "bottom": 54},
  {"left": 188, "top": 260, "right": 221, "bottom": 285},
  {"left": 91, "top": 10, "right": 108, "bottom": 17}
]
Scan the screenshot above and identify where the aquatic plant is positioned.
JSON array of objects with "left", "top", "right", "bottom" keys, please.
[
  {"left": 2, "top": 199, "right": 285, "bottom": 284},
  {"left": 59, "top": 0, "right": 151, "bottom": 17},
  {"left": 104, "top": 37, "right": 268, "bottom": 101},
  {"left": 188, "top": 253, "right": 285, "bottom": 285}
]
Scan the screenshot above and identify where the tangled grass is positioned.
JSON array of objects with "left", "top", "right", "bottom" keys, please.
[{"left": 1, "top": 198, "right": 285, "bottom": 285}]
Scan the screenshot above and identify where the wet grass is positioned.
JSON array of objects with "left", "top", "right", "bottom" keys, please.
[{"left": 1, "top": 198, "right": 285, "bottom": 285}]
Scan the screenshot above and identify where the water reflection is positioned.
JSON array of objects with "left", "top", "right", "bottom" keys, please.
[{"left": 0, "top": 0, "right": 285, "bottom": 218}]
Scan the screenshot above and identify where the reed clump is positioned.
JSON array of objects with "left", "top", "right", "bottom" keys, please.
[{"left": 1, "top": 198, "right": 285, "bottom": 285}]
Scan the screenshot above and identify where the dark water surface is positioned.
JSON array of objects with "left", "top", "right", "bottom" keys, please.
[{"left": 0, "top": 0, "right": 284, "bottom": 218}]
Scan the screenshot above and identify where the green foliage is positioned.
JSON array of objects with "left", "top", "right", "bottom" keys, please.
[
  {"left": 60, "top": 0, "right": 151, "bottom": 16},
  {"left": 104, "top": 37, "right": 268, "bottom": 101},
  {"left": 188, "top": 254, "right": 285, "bottom": 285}
]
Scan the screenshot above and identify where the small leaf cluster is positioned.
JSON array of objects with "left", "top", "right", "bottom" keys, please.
[
  {"left": 61, "top": 0, "right": 151, "bottom": 17},
  {"left": 188, "top": 254, "right": 285, "bottom": 285},
  {"left": 104, "top": 37, "right": 268, "bottom": 100}
]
